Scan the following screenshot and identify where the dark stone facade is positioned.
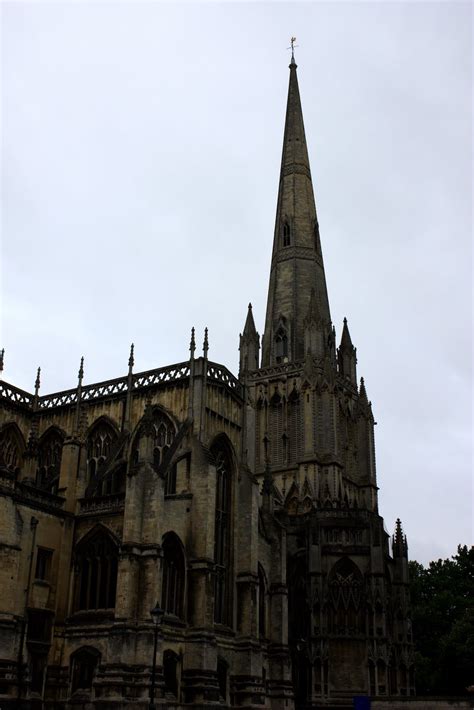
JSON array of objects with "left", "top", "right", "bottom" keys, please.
[{"left": 0, "top": 58, "right": 413, "bottom": 709}]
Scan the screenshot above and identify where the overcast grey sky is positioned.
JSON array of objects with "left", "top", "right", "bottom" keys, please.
[{"left": 2, "top": 1, "right": 472, "bottom": 565}]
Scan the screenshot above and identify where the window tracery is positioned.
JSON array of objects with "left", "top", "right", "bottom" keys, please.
[
  {"left": 86, "top": 420, "right": 125, "bottom": 497},
  {"left": 275, "top": 328, "right": 288, "bottom": 363},
  {"left": 0, "top": 425, "right": 23, "bottom": 474},
  {"left": 327, "top": 558, "right": 364, "bottom": 635},
  {"left": 74, "top": 529, "right": 118, "bottom": 611},
  {"left": 37, "top": 429, "right": 63, "bottom": 494}
]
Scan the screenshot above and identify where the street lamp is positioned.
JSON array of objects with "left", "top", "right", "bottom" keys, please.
[{"left": 149, "top": 603, "right": 165, "bottom": 710}]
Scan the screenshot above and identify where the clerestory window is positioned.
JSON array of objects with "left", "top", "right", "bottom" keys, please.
[{"left": 275, "top": 329, "right": 288, "bottom": 363}]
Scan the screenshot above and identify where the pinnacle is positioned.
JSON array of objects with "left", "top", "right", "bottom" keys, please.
[
  {"left": 340, "top": 317, "right": 354, "bottom": 350},
  {"left": 243, "top": 302, "right": 258, "bottom": 336}
]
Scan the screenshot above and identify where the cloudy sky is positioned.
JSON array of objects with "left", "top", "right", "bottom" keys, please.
[{"left": 2, "top": 1, "right": 472, "bottom": 565}]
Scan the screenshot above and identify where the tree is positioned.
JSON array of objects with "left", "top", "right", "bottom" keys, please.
[{"left": 409, "top": 545, "right": 474, "bottom": 695}]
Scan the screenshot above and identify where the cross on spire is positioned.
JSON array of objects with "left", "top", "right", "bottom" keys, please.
[{"left": 287, "top": 36, "right": 298, "bottom": 64}]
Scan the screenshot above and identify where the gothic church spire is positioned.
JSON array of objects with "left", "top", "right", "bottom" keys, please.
[{"left": 262, "top": 56, "right": 331, "bottom": 366}]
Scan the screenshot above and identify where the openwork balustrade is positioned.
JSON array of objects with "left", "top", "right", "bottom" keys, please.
[{"left": 0, "top": 359, "right": 242, "bottom": 411}]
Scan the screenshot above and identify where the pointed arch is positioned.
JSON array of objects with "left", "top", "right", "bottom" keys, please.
[
  {"left": 161, "top": 531, "right": 186, "bottom": 619},
  {"left": 86, "top": 418, "right": 118, "bottom": 493},
  {"left": 0, "top": 422, "right": 26, "bottom": 474},
  {"left": 327, "top": 557, "right": 364, "bottom": 636},
  {"left": 70, "top": 646, "right": 100, "bottom": 694},
  {"left": 36, "top": 426, "right": 65, "bottom": 494},
  {"left": 282, "top": 218, "right": 291, "bottom": 247},
  {"left": 74, "top": 524, "right": 119, "bottom": 611},
  {"left": 131, "top": 406, "right": 178, "bottom": 490},
  {"left": 210, "top": 434, "right": 235, "bottom": 626}
]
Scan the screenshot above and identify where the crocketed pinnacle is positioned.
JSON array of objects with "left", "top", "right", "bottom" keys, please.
[
  {"left": 262, "top": 58, "right": 331, "bottom": 366},
  {"left": 340, "top": 317, "right": 354, "bottom": 351},
  {"left": 243, "top": 303, "right": 258, "bottom": 337}
]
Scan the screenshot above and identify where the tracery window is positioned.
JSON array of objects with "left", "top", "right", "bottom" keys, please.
[
  {"left": 275, "top": 329, "right": 288, "bottom": 363},
  {"left": 70, "top": 647, "right": 100, "bottom": 693},
  {"left": 151, "top": 410, "right": 175, "bottom": 472},
  {"left": 74, "top": 529, "right": 118, "bottom": 611},
  {"left": 37, "top": 429, "right": 63, "bottom": 494},
  {"left": 213, "top": 444, "right": 232, "bottom": 625},
  {"left": 86, "top": 420, "right": 125, "bottom": 497},
  {"left": 0, "top": 425, "right": 23, "bottom": 475},
  {"left": 162, "top": 532, "right": 185, "bottom": 618},
  {"left": 327, "top": 558, "right": 364, "bottom": 635},
  {"left": 87, "top": 421, "right": 116, "bottom": 492},
  {"left": 283, "top": 220, "right": 291, "bottom": 247}
]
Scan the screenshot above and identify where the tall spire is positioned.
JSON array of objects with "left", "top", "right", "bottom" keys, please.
[{"left": 262, "top": 55, "right": 331, "bottom": 367}]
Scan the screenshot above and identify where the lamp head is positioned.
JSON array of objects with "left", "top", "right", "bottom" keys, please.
[{"left": 150, "top": 603, "right": 165, "bottom": 626}]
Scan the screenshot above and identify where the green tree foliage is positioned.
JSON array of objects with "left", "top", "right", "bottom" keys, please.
[{"left": 409, "top": 545, "right": 474, "bottom": 695}]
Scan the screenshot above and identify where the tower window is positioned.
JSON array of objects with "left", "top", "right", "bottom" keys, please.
[
  {"left": 283, "top": 221, "right": 291, "bottom": 247},
  {"left": 275, "top": 329, "right": 288, "bottom": 363}
]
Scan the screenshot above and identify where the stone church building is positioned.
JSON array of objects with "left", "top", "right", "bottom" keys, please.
[{"left": 0, "top": 55, "right": 414, "bottom": 709}]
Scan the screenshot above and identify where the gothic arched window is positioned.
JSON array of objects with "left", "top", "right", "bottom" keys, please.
[
  {"left": 213, "top": 443, "right": 232, "bottom": 625},
  {"left": 74, "top": 529, "right": 118, "bottom": 611},
  {"left": 70, "top": 646, "right": 100, "bottom": 693},
  {"left": 0, "top": 425, "right": 24, "bottom": 475},
  {"left": 283, "top": 220, "right": 291, "bottom": 247},
  {"left": 37, "top": 429, "right": 63, "bottom": 494},
  {"left": 275, "top": 328, "right": 288, "bottom": 364},
  {"left": 86, "top": 420, "right": 117, "bottom": 495},
  {"left": 258, "top": 564, "right": 267, "bottom": 639},
  {"left": 327, "top": 558, "right": 364, "bottom": 636},
  {"left": 151, "top": 410, "right": 175, "bottom": 472},
  {"left": 162, "top": 532, "right": 185, "bottom": 619}
]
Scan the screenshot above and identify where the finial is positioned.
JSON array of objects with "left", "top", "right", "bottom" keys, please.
[
  {"left": 34, "top": 367, "right": 41, "bottom": 396},
  {"left": 343, "top": 317, "right": 347, "bottom": 325},
  {"left": 203, "top": 327, "right": 209, "bottom": 358},
  {"left": 0, "top": 348, "right": 4, "bottom": 376},
  {"left": 287, "top": 36, "right": 298, "bottom": 65},
  {"left": 190, "top": 327, "right": 196, "bottom": 358},
  {"left": 128, "top": 343, "right": 135, "bottom": 372},
  {"left": 248, "top": 302, "right": 252, "bottom": 310},
  {"left": 78, "top": 356, "right": 84, "bottom": 385}
]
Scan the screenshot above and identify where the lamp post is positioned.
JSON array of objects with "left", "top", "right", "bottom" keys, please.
[{"left": 149, "top": 603, "right": 165, "bottom": 710}]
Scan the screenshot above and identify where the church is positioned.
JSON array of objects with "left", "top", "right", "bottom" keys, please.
[{"left": 0, "top": 51, "right": 414, "bottom": 709}]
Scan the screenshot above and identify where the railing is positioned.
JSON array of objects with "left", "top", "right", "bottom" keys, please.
[
  {"left": 248, "top": 360, "right": 304, "bottom": 379},
  {"left": 15, "top": 481, "right": 65, "bottom": 510},
  {"left": 0, "top": 358, "right": 242, "bottom": 411},
  {"left": 79, "top": 492, "right": 125, "bottom": 514},
  {"left": 0, "top": 380, "right": 34, "bottom": 407},
  {"left": 133, "top": 361, "right": 190, "bottom": 389},
  {"left": 206, "top": 362, "right": 243, "bottom": 397}
]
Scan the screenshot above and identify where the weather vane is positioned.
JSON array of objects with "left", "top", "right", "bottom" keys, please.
[{"left": 287, "top": 36, "right": 298, "bottom": 61}]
